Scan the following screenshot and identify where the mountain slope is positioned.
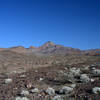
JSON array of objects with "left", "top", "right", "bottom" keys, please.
[{"left": 0, "top": 41, "right": 100, "bottom": 56}]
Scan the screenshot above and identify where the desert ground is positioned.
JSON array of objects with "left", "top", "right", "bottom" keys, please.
[{"left": 0, "top": 42, "right": 100, "bottom": 100}]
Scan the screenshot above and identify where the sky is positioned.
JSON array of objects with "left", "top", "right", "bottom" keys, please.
[{"left": 0, "top": 0, "right": 99, "bottom": 50}]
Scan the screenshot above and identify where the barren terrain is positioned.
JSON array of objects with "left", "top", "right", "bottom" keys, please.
[{"left": 0, "top": 42, "right": 100, "bottom": 100}]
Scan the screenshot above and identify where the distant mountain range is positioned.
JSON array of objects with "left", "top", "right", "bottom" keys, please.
[{"left": 0, "top": 41, "right": 100, "bottom": 56}]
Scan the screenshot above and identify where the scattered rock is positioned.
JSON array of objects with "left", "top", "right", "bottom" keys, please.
[
  {"left": 35, "top": 70, "right": 38, "bottom": 72},
  {"left": 92, "top": 87, "right": 100, "bottom": 94},
  {"left": 26, "top": 83, "right": 32, "bottom": 89},
  {"left": 69, "top": 68, "right": 81, "bottom": 77},
  {"left": 91, "top": 78, "right": 95, "bottom": 82},
  {"left": 21, "top": 90, "right": 29, "bottom": 96},
  {"left": 81, "top": 66, "right": 89, "bottom": 73},
  {"left": 15, "top": 96, "right": 29, "bottom": 100},
  {"left": 80, "top": 74, "right": 90, "bottom": 83},
  {"left": 92, "top": 69, "right": 100, "bottom": 76},
  {"left": 20, "top": 75, "right": 26, "bottom": 78},
  {"left": 5, "top": 78, "right": 12, "bottom": 84},
  {"left": 60, "top": 86, "right": 73, "bottom": 94},
  {"left": 90, "top": 64, "right": 95, "bottom": 68},
  {"left": 52, "top": 95, "right": 63, "bottom": 100},
  {"left": 46, "top": 87, "right": 55, "bottom": 95},
  {"left": 70, "top": 84, "right": 76, "bottom": 88},
  {"left": 40, "top": 78, "right": 44, "bottom": 81},
  {"left": 30, "top": 88, "right": 39, "bottom": 93}
]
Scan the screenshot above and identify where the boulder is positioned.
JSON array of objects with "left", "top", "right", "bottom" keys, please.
[
  {"left": 5, "top": 78, "right": 12, "bottom": 84},
  {"left": 52, "top": 95, "right": 63, "bottom": 100},
  {"left": 92, "top": 69, "right": 100, "bottom": 76},
  {"left": 69, "top": 68, "right": 81, "bottom": 77},
  {"left": 46, "top": 87, "right": 55, "bottom": 95},
  {"left": 20, "top": 75, "right": 26, "bottom": 78},
  {"left": 60, "top": 86, "right": 73, "bottom": 94},
  {"left": 39, "top": 78, "right": 44, "bottom": 81},
  {"left": 15, "top": 97, "right": 29, "bottom": 100},
  {"left": 92, "top": 87, "right": 100, "bottom": 94},
  {"left": 21, "top": 90, "right": 29, "bottom": 96},
  {"left": 70, "top": 84, "right": 76, "bottom": 88},
  {"left": 31, "top": 88, "right": 39, "bottom": 93},
  {"left": 80, "top": 74, "right": 90, "bottom": 83}
]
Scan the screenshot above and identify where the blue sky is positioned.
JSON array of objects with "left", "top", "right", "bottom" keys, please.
[{"left": 0, "top": 0, "right": 99, "bottom": 49}]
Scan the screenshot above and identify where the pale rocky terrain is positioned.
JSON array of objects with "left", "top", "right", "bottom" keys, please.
[{"left": 0, "top": 41, "right": 100, "bottom": 100}]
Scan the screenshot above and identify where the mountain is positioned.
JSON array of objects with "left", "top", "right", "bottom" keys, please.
[
  {"left": 0, "top": 41, "right": 100, "bottom": 56},
  {"left": 0, "top": 41, "right": 99, "bottom": 74},
  {"left": 84, "top": 49, "right": 100, "bottom": 56},
  {"left": 38, "top": 41, "right": 82, "bottom": 55}
]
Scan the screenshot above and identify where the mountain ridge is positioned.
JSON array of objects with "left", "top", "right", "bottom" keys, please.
[{"left": 0, "top": 41, "right": 99, "bottom": 56}]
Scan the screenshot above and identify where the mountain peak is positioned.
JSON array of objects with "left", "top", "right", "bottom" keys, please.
[
  {"left": 39, "top": 41, "right": 55, "bottom": 50},
  {"left": 42, "top": 41, "right": 55, "bottom": 47},
  {"left": 44, "top": 41, "right": 55, "bottom": 45}
]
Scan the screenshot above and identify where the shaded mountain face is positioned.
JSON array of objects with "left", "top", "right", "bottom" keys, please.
[{"left": 0, "top": 41, "right": 100, "bottom": 55}]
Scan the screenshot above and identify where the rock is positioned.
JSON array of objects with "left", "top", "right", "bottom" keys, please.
[
  {"left": 15, "top": 97, "right": 29, "bottom": 100},
  {"left": 59, "top": 70, "right": 64, "bottom": 74},
  {"left": 20, "top": 75, "right": 26, "bottom": 78},
  {"left": 65, "top": 72, "right": 75, "bottom": 82},
  {"left": 52, "top": 95, "right": 63, "bottom": 100},
  {"left": 5, "top": 78, "right": 12, "bottom": 84},
  {"left": 26, "top": 83, "right": 32, "bottom": 89},
  {"left": 90, "top": 65, "right": 95, "bottom": 70},
  {"left": 92, "top": 69, "right": 100, "bottom": 76},
  {"left": 46, "top": 87, "right": 55, "bottom": 95},
  {"left": 31, "top": 88, "right": 39, "bottom": 93},
  {"left": 39, "top": 78, "right": 44, "bottom": 81},
  {"left": 92, "top": 87, "right": 100, "bottom": 94},
  {"left": 21, "top": 90, "right": 29, "bottom": 96},
  {"left": 70, "top": 84, "right": 76, "bottom": 88},
  {"left": 91, "top": 64, "right": 95, "bottom": 67},
  {"left": 91, "top": 79, "right": 95, "bottom": 82},
  {"left": 80, "top": 74, "right": 90, "bottom": 83},
  {"left": 81, "top": 66, "right": 89, "bottom": 72},
  {"left": 60, "top": 86, "right": 73, "bottom": 94},
  {"left": 35, "top": 70, "right": 38, "bottom": 72},
  {"left": 69, "top": 68, "right": 81, "bottom": 77}
]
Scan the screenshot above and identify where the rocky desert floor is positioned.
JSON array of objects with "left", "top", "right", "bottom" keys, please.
[{"left": 0, "top": 60, "right": 100, "bottom": 100}]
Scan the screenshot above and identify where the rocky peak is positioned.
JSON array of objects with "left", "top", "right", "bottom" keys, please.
[
  {"left": 39, "top": 41, "right": 55, "bottom": 50},
  {"left": 42, "top": 41, "right": 55, "bottom": 47}
]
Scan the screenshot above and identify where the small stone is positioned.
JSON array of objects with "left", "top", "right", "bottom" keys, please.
[
  {"left": 52, "top": 95, "right": 63, "bottom": 100},
  {"left": 80, "top": 74, "right": 90, "bottom": 83},
  {"left": 5, "top": 78, "right": 12, "bottom": 84},
  {"left": 60, "top": 86, "right": 73, "bottom": 94},
  {"left": 92, "top": 69, "right": 100, "bottom": 76},
  {"left": 39, "top": 78, "right": 43, "bottom": 81},
  {"left": 15, "top": 97, "right": 21, "bottom": 100},
  {"left": 81, "top": 66, "right": 89, "bottom": 72},
  {"left": 20, "top": 75, "right": 26, "bottom": 78},
  {"left": 21, "top": 90, "right": 29, "bottom": 96},
  {"left": 91, "top": 79, "right": 95, "bottom": 82},
  {"left": 35, "top": 70, "right": 38, "bottom": 72},
  {"left": 70, "top": 84, "right": 76, "bottom": 88},
  {"left": 46, "top": 87, "right": 55, "bottom": 95},
  {"left": 69, "top": 68, "right": 81, "bottom": 77},
  {"left": 31, "top": 88, "right": 39, "bottom": 93},
  {"left": 92, "top": 87, "right": 100, "bottom": 94},
  {"left": 15, "top": 97, "right": 29, "bottom": 100},
  {"left": 26, "top": 83, "right": 32, "bottom": 89}
]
